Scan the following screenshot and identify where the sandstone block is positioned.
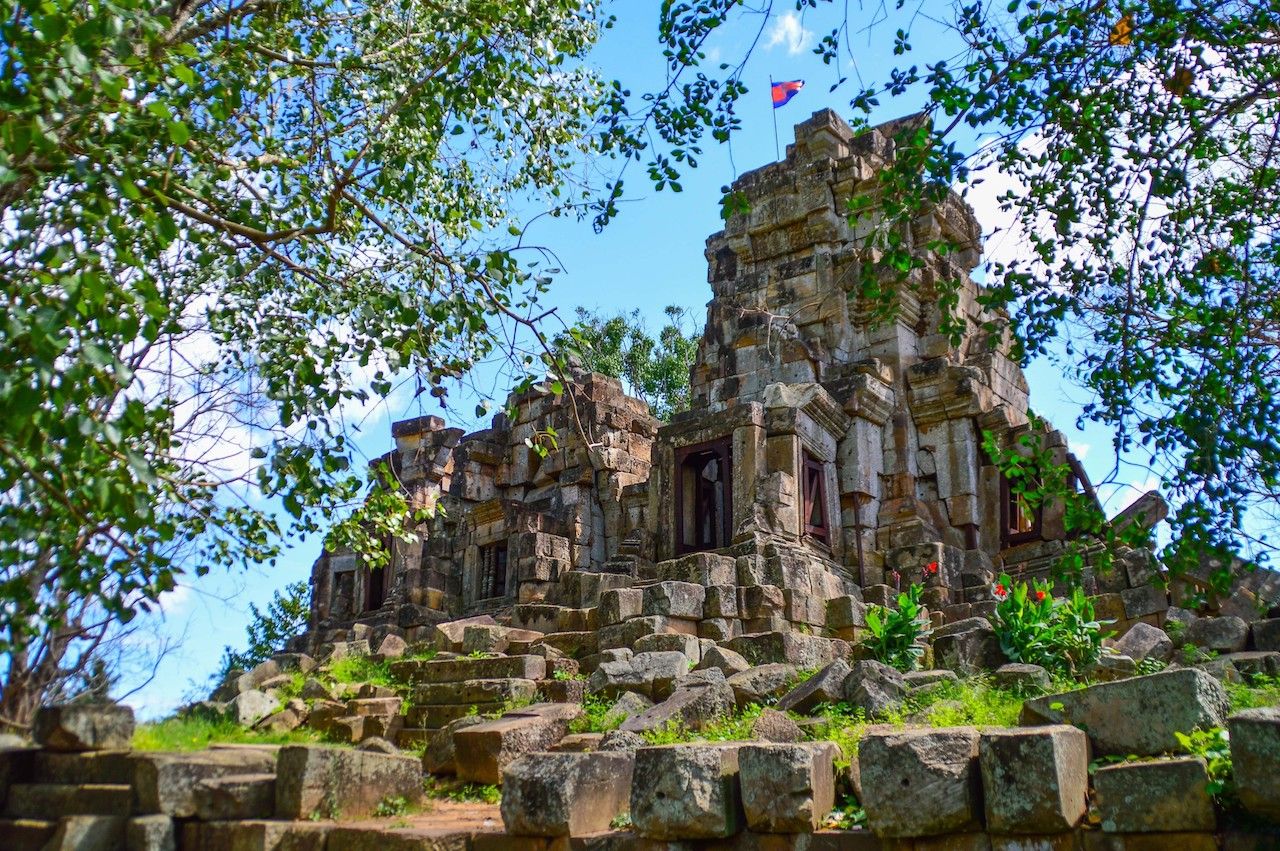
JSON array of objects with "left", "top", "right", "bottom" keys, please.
[
  {"left": 275, "top": 745, "right": 423, "bottom": 820},
  {"left": 1229, "top": 707, "right": 1280, "bottom": 821},
  {"left": 633, "top": 632, "right": 701, "bottom": 659},
  {"left": 933, "top": 618, "right": 1007, "bottom": 674},
  {"left": 775, "top": 660, "right": 849, "bottom": 714},
  {"left": 697, "top": 646, "right": 752, "bottom": 676},
  {"left": 1093, "top": 757, "right": 1215, "bottom": 833},
  {"left": 374, "top": 634, "right": 408, "bottom": 659},
  {"left": 739, "top": 585, "right": 785, "bottom": 618},
  {"left": 132, "top": 749, "right": 277, "bottom": 817},
  {"left": 619, "top": 674, "right": 735, "bottom": 734},
  {"left": 826, "top": 595, "right": 867, "bottom": 630},
  {"left": 843, "top": 659, "right": 908, "bottom": 718},
  {"left": 1251, "top": 618, "right": 1280, "bottom": 652},
  {"left": 858, "top": 726, "right": 982, "bottom": 837},
  {"left": 1186, "top": 615, "right": 1249, "bottom": 653},
  {"left": 193, "top": 773, "right": 276, "bottom": 821},
  {"left": 650, "top": 551, "right": 736, "bottom": 585},
  {"left": 991, "top": 663, "right": 1051, "bottom": 692},
  {"left": 704, "top": 585, "right": 740, "bottom": 619},
  {"left": 1021, "top": 669, "right": 1229, "bottom": 756},
  {"left": 421, "top": 716, "right": 485, "bottom": 776},
  {"left": 643, "top": 581, "right": 706, "bottom": 619},
  {"left": 979, "top": 725, "right": 1089, "bottom": 833},
  {"left": 181, "top": 820, "right": 328, "bottom": 851},
  {"left": 1120, "top": 584, "right": 1169, "bottom": 618},
  {"left": 729, "top": 663, "right": 800, "bottom": 709},
  {"left": 33, "top": 705, "right": 134, "bottom": 752},
  {"left": 725, "top": 631, "right": 846, "bottom": 668},
  {"left": 41, "top": 815, "right": 125, "bottom": 851},
  {"left": 739, "top": 742, "right": 838, "bottom": 833},
  {"left": 1112, "top": 621, "right": 1174, "bottom": 662},
  {"left": 453, "top": 704, "right": 581, "bottom": 785},
  {"left": 500, "top": 751, "right": 634, "bottom": 836},
  {"left": 630, "top": 744, "right": 744, "bottom": 839},
  {"left": 599, "top": 588, "right": 643, "bottom": 626},
  {"left": 598, "top": 615, "right": 697, "bottom": 651},
  {"left": 126, "top": 815, "right": 175, "bottom": 851},
  {"left": 389, "top": 654, "right": 545, "bottom": 684},
  {"left": 750, "top": 708, "right": 803, "bottom": 742}
]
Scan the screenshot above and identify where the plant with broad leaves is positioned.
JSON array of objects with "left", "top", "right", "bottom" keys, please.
[
  {"left": 862, "top": 583, "right": 931, "bottom": 672},
  {"left": 991, "top": 573, "right": 1108, "bottom": 676},
  {"left": 1174, "top": 727, "right": 1233, "bottom": 802}
]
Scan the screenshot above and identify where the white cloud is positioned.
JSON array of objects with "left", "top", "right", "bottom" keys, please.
[
  {"left": 1069, "top": 441, "right": 1090, "bottom": 460},
  {"left": 765, "top": 13, "right": 813, "bottom": 56}
]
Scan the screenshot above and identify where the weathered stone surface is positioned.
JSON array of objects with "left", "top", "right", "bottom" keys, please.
[
  {"left": 33, "top": 704, "right": 134, "bottom": 752},
  {"left": 275, "top": 745, "right": 423, "bottom": 820},
  {"left": 181, "top": 820, "right": 328, "bottom": 851},
  {"left": 390, "top": 654, "right": 546, "bottom": 684},
  {"left": 42, "top": 815, "right": 125, "bottom": 851},
  {"left": 933, "top": 618, "right": 1007, "bottom": 674},
  {"left": 1252, "top": 618, "right": 1280, "bottom": 652},
  {"left": 1093, "top": 757, "right": 1216, "bottom": 833},
  {"left": 605, "top": 691, "right": 653, "bottom": 725},
  {"left": 630, "top": 744, "right": 743, "bottom": 839},
  {"left": 1112, "top": 622, "right": 1174, "bottom": 662},
  {"left": 843, "top": 660, "right": 908, "bottom": 718},
  {"left": 587, "top": 650, "right": 688, "bottom": 700},
  {"left": 356, "top": 736, "right": 398, "bottom": 754},
  {"left": 774, "top": 660, "right": 849, "bottom": 714},
  {"left": 633, "top": 632, "right": 701, "bottom": 659},
  {"left": 412, "top": 678, "right": 538, "bottom": 706},
  {"left": 643, "top": 581, "right": 706, "bottom": 618},
  {"left": 739, "top": 742, "right": 838, "bottom": 833},
  {"left": 227, "top": 690, "right": 278, "bottom": 727},
  {"left": 859, "top": 726, "right": 982, "bottom": 837},
  {"left": 599, "top": 589, "right": 643, "bottom": 626},
  {"left": 751, "top": 708, "right": 803, "bottom": 743},
  {"left": 453, "top": 704, "right": 581, "bottom": 785},
  {"left": 696, "top": 646, "right": 752, "bottom": 676},
  {"left": 991, "top": 663, "right": 1051, "bottom": 692},
  {"left": 725, "top": 631, "right": 846, "bottom": 668},
  {"left": 193, "top": 773, "right": 276, "bottom": 821},
  {"left": 729, "top": 663, "right": 801, "bottom": 709},
  {"left": 1229, "top": 707, "right": 1280, "bottom": 821},
  {"left": 374, "top": 634, "right": 408, "bottom": 658},
  {"left": 979, "top": 725, "right": 1089, "bottom": 833},
  {"left": 599, "top": 729, "right": 647, "bottom": 751},
  {"left": 126, "top": 815, "right": 175, "bottom": 851},
  {"left": 429, "top": 615, "right": 498, "bottom": 649},
  {"left": 500, "top": 751, "right": 634, "bottom": 836},
  {"left": 903, "top": 669, "right": 960, "bottom": 691},
  {"left": 703, "top": 585, "right": 739, "bottom": 619},
  {"left": 1186, "top": 615, "right": 1249, "bottom": 653},
  {"left": 620, "top": 673, "right": 735, "bottom": 733},
  {"left": 826, "top": 595, "right": 867, "bottom": 630},
  {"left": 132, "top": 749, "right": 277, "bottom": 817},
  {"left": 1021, "top": 668, "right": 1229, "bottom": 756},
  {"left": 1221, "top": 651, "right": 1280, "bottom": 677}
]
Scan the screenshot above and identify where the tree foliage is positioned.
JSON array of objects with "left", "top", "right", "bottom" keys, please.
[
  {"left": 554, "top": 305, "right": 700, "bottom": 420},
  {"left": 218, "top": 580, "right": 310, "bottom": 680}
]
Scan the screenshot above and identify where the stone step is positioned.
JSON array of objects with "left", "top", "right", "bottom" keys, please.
[
  {"left": 0, "top": 818, "right": 56, "bottom": 851},
  {"left": 388, "top": 654, "right": 546, "bottom": 684},
  {"left": 412, "top": 677, "right": 538, "bottom": 706},
  {"left": 31, "top": 750, "right": 135, "bottom": 785},
  {"left": 3, "top": 783, "right": 133, "bottom": 819},
  {"left": 405, "top": 702, "right": 504, "bottom": 729}
]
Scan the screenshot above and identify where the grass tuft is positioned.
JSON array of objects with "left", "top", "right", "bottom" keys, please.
[{"left": 133, "top": 714, "right": 323, "bottom": 751}]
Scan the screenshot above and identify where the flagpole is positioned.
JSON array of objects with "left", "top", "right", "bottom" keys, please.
[{"left": 769, "top": 75, "right": 781, "bottom": 161}]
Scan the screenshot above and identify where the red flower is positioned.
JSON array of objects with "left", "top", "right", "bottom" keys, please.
[
  {"left": 1034, "top": 589, "right": 1047, "bottom": 602},
  {"left": 926, "top": 561, "right": 939, "bottom": 574},
  {"left": 994, "top": 582, "right": 1008, "bottom": 599}
]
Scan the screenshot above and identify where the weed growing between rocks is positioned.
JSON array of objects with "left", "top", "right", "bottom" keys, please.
[
  {"left": 133, "top": 715, "right": 323, "bottom": 750},
  {"left": 1227, "top": 674, "right": 1280, "bottom": 712},
  {"left": 328, "top": 655, "right": 394, "bottom": 687},
  {"left": 424, "top": 776, "right": 501, "bottom": 805},
  {"left": 640, "top": 705, "right": 769, "bottom": 745},
  {"left": 569, "top": 694, "right": 628, "bottom": 733}
]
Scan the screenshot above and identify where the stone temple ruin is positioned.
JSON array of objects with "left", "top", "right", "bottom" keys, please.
[
  {"left": 9, "top": 111, "right": 1280, "bottom": 851},
  {"left": 304, "top": 107, "right": 1182, "bottom": 653}
]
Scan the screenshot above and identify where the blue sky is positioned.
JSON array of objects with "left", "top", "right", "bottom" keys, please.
[{"left": 126, "top": 2, "right": 1156, "bottom": 717}]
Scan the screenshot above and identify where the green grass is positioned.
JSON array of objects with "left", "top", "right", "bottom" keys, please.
[
  {"left": 424, "top": 777, "right": 501, "bottom": 805},
  {"left": 1227, "top": 674, "right": 1280, "bottom": 712},
  {"left": 133, "top": 715, "right": 324, "bottom": 751},
  {"left": 328, "top": 654, "right": 394, "bottom": 686},
  {"left": 897, "top": 676, "right": 1028, "bottom": 727},
  {"left": 568, "top": 693, "right": 627, "bottom": 734}
]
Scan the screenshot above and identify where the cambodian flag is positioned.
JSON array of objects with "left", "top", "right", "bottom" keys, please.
[{"left": 771, "top": 79, "right": 805, "bottom": 108}]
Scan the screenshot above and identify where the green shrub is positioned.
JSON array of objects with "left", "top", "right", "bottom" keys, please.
[
  {"left": 991, "top": 573, "right": 1107, "bottom": 676},
  {"left": 568, "top": 693, "right": 627, "bottom": 734},
  {"left": 1175, "top": 727, "right": 1233, "bottom": 801},
  {"left": 133, "top": 715, "right": 322, "bottom": 751},
  {"left": 328, "top": 654, "right": 393, "bottom": 686},
  {"left": 862, "top": 583, "right": 930, "bottom": 671}
]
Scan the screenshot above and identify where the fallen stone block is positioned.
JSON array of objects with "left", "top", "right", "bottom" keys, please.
[
  {"left": 1221, "top": 651, "right": 1280, "bottom": 678},
  {"left": 275, "top": 745, "right": 422, "bottom": 820},
  {"left": 132, "top": 749, "right": 277, "bottom": 817},
  {"left": 1112, "top": 621, "right": 1174, "bottom": 662},
  {"left": 633, "top": 632, "right": 701, "bottom": 659},
  {"left": 412, "top": 678, "right": 538, "bottom": 706},
  {"left": 538, "top": 678, "right": 586, "bottom": 704},
  {"left": 619, "top": 673, "right": 735, "bottom": 734},
  {"left": 193, "top": 773, "right": 276, "bottom": 821},
  {"left": 826, "top": 595, "right": 867, "bottom": 631},
  {"left": 33, "top": 705, "right": 134, "bottom": 752},
  {"left": 453, "top": 704, "right": 581, "bottom": 785},
  {"left": 1229, "top": 707, "right": 1280, "bottom": 821},
  {"left": 599, "top": 588, "right": 644, "bottom": 626},
  {"left": 374, "top": 634, "right": 408, "bottom": 658},
  {"left": 704, "top": 585, "right": 740, "bottom": 619},
  {"left": 389, "top": 654, "right": 546, "bottom": 684},
  {"left": 1020, "top": 668, "right": 1229, "bottom": 756},
  {"left": 932, "top": 617, "right": 1007, "bottom": 674},
  {"left": 739, "top": 742, "right": 838, "bottom": 833},
  {"left": 1186, "top": 615, "right": 1249, "bottom": 653},
  {"left": 729, "top": 663, "right": 801, "bottom": 709},
  {"left": 598, "top": 615, "right": 697, "bottom": 651},
  {"left": 696, "top": 646, "right": 751, "bottom": 676},
  {"left": 1093, "top": 756, "right": 1216, "bottom": 833},
  {"left": 750, "top": 708, "right": 803, "bottom": 743},
  {"left": 725, "top": 631, "right": 846, "bottom": 668},
  {"left": 1251, "top": 618, "right": 1280, "bottom": 652},
  {"left": 843, "top": 659, "right": 908, "bottom": 718},
  {"left": 775, "top": 659, "right": 849, "bottom": 714},
  {"left": 587, "top": 650, "right": 688, "bottom": 700},
  {"left": 858, "top": 726, "right": 982, "bottom": 837},
  {"left": 991, "top": 662, "right": 1051, "bottom": 692},
  {"left": 421, "top": 716, "right": 485, "bottom": 776},
  {"left": 428, "top": 615, "right": 499, "bottom": 650},
  {"left": 630, "top": 744, "right": 744, "bottom": 839},
  {"left": 647, "top": 551, "right": 737, "bottom": 585},
  {"left": 500, "top": 751, "right": 634, "bottom": 836},
  {"left": 181, "top": 819, "right": 329, "bottom": 851},
  {"left": 979, "top": 725, "right": 1089, "bottom": 833}
]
